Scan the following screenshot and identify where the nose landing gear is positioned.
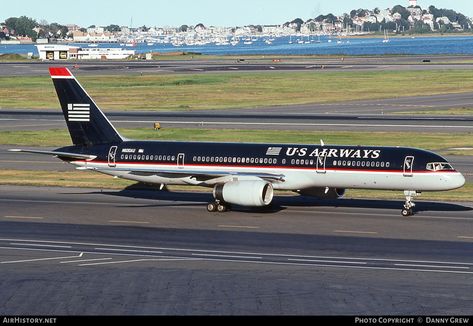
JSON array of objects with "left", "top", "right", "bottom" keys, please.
[{"left": 402, "top": 190, "right": 420, "bottom": 217}]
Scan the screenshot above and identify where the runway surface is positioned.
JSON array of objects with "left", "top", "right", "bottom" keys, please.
[
  {"left": 2, "top": 56, "right": 473, "bottom": 76},
  {"left": 0, "top": 185, "right": 472, "bottom": 315},
  {"left": 2, "top": 90, "right": 473, "bottom": 132}
]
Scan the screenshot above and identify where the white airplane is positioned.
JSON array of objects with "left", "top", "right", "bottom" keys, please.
[{"left": 11, "top": 67, "right": 466, "bottom": 216}]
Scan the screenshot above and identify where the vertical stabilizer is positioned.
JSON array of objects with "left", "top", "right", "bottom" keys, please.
[{"left": 49, "top": 67, "right": 123, "bottom": 147}]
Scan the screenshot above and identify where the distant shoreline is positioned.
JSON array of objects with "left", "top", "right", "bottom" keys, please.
[{"left": 346, "top": 32, "right": 473, "bottom": 39}]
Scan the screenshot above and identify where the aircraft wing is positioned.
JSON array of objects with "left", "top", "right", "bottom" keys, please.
[
  {"left": 8, "top": 149, "right": 97, "bottom": 161},
  {"left": 86, "top": 166, "right": 285, "bottom": 183}
]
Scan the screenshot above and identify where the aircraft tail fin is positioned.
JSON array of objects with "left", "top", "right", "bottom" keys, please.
[{"left": 49, "top": 67, "right": 124, "bottom": 147}]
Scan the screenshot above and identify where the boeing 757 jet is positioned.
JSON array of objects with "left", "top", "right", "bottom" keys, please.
[{"left": 10, "top": 67, "right": 465, "bottom": 216}]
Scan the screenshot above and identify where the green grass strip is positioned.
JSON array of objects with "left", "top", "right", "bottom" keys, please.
[{"left": 2, "top": 70, "right": 473, "bottom": 110}]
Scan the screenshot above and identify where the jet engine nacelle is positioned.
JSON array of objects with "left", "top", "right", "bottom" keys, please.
[
  {"left": 298, "top": 187, "right": 346, "bottom": 200},
  {"left": 213, "top": 181, "right": 274, "bottom": 207}
]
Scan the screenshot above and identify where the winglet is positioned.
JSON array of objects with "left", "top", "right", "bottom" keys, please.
[{"left": 49, "top": 67, "right": 73, "bottom": 79}]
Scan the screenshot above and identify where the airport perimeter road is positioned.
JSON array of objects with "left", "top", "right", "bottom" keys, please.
[{"left": 0, "top": 185, "right": 472, "bottom": 315}]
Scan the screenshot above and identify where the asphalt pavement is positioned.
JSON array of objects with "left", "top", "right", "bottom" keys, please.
[{"left": 0, "top": 185, "right": 472, "bottom": 315}]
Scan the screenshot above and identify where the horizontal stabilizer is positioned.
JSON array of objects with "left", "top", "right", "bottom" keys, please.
[{"left": 8, "top": 149, "right": 97, "bottom": 161}]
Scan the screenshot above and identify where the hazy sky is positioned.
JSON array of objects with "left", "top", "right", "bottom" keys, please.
[{"left": 2, "top": 1, "right": 472, "bottom": 27}]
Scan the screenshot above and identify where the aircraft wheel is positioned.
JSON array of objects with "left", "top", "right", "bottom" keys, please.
[
  {"left": 217, "top": 204, "right": 228, "bottom": 213},
  {"left": 207, "top": 202, "right": 217, "bottom": 213},
  {"left": 401, "top": 209, "right": 412, "bottom": 217}
]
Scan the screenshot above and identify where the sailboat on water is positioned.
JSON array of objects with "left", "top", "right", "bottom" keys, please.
[{"left": 382, "top": 29, "right": 390, "bottom": 43}]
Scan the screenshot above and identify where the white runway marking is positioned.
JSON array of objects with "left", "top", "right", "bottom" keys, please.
[
  {"left": 108, "top": 220, "right": 150, "bottom": 224},
  {"left": 60, "top": 258, "right": 112, "bottom": 264},
  {"left": 287, "top": 258, "right": 367, "bottom": 265},
  {"left": 9, "top": 242, "right": 71, "bottom": 249},
  {"left": 0, "top": 160, "right": 59, "bottom": 165},
  {"left": 394, "top": 263, "right": 469, "bottom": 270},
  {"left": 218, "top": 225, "right": 260, "bottom": 229},
  {"left": 4, "top": 215, "right": 45, "bottom": 220},
  {"left": 117, "top": 120, "right": 473, "bottom": 130},
  {"left": 334, "top": 230, "right": 379, "bottom": 235},
  {"left": 191, "top": 253, "right": 263, "bottom": 260},
  {"left": 94, "top": 247, "right": 163, "bottom": 254},
  {"left": 0, "top": 238, "right": 471, "bottom": 275},
  {"left": 1, "top": 252, "right": 82, "bottom": 264},
  {"left": 79, "top": 257, "right": 201, "bottom": 266}
]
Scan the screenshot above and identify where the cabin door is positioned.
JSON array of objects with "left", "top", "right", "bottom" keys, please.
[
  {"left": 108, "top": 146, "right": 118, "bottom": 168},
  {"left": 316, "top": 154, "right": 327, "bottom": 174},
  {"left": 177, "top": 153, "right": 185, "bottom": 169},
  {"left": 403, "top": 156, "right": 414, "bottom": 177}
]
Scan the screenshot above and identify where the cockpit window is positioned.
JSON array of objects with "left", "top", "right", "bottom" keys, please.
[{"left": 426, "top": 162, "right": 455, "bottom": 172}]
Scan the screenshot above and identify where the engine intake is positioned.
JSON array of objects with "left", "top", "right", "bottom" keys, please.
[
  {"left": 298, "top": 187, "right": 346, "bottom": 200},
  {"left": 214, "top": 181, "right": 274, "bottom": 207}
]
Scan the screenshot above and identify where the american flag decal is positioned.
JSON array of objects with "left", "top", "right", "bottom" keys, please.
[
  {"left": 266, "top": 147, "right": 282, "bottom": 156},
  {"left": 67, "top": 103, "right": 90, "bottom": 122}
]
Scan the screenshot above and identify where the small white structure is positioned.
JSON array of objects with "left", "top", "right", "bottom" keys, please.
[
  {"left": 36, "top": 44, "right": 79, "bottom": 60},
  {"left": 409, "top": 0, "right": 417, "bottom": 7},
  {"left": 36, "top": 45, "right": 135, "bottom": 60},
  {"left": 76, "top": 47, "right": 136, "bottom": 60}
]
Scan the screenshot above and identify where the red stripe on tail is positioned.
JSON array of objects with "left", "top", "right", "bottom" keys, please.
[{"left": 49, "top": 67, "right": 72, "bottom": 77}]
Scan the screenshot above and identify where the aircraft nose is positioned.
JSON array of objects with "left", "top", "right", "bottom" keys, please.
[{"left": 450, "top": 172, "right": 466, "bottom": 190}]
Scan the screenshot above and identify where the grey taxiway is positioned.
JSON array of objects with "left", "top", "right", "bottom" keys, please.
[
  {"left": 0, "top": 185, "right": 472, "bottom": 315},
  {"left": 1, "top": 91, "right": 473, "bottom": 132}
]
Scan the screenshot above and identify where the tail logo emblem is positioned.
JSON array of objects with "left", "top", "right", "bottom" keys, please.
[{"left": 68, "top": 103, "right": 90, "bottom": 122}]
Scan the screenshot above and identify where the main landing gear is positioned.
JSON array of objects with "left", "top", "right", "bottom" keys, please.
[
  {"left": 207, "top": 201, "right": 231, "bottom": 213},
  {"left": 401, "top": 190, "right": 419, "bottom": 217}
]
